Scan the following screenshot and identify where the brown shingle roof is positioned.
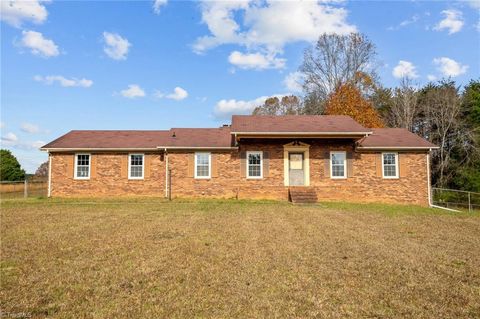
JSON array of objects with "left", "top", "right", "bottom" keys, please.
[
  {"left": 162, "top": 128, "right": 233, "bottom": 148},
  {"left": 231, "top": 115, "right": 370, "bottom": 134},
  {"left": 41, "top": 130, "right": 171, "bottom": 149},
  {"left": 41, "top": 127, "right": 234, "bottom": 150},
  {"left": 358, "top": 128, "right": 438, "bottom": 149}
]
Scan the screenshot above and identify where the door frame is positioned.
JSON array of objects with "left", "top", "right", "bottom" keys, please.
[{"left": 283, "top": 142, "right": 310, "bottom": 186}]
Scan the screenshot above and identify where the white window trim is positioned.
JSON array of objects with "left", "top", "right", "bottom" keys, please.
[
  {"left": 128, "top": 153, "right": 145, "bottom": 180},
  {"left": 74, "top": 153, "right": 91, "bottom": 180},
  {"left": 246, "top": 151, "right": 263, "bottom": 179},
  {"left": 194, "top": 152, "right": 211, "bottom": 179},
  {"left": 382, "top": 152, "right": 399, "bottom": 179},
  {"left": 330, "top": 151, "right": 347, "bottom": 179}
]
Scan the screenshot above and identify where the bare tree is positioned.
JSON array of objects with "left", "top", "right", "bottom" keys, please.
[
  {"left": 34, "top": 161, "right": 49, "bottom": 179},
  {"left": 388, "top": 78, "right": 419, "bottom": 131},
  {"left": 301, "top": 32, "right": 378, "bottom": 111},
  {"left": 420, "top": 82, "right": 461, "bottom": 187},
  {"left": 252, "top": 96, "right": 303, "bottom": 115}
]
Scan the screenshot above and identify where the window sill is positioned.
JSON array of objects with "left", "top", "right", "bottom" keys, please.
[
  {"left": 74, "top": 177, "right": 90, "bottom": 180},
  {"left": 128, "top": 177, "right": 144, "bottom": 180}
]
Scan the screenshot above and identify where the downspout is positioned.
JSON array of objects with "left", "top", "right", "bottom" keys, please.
[
  {"left": 427, "top": 151, "right": 431, "bottom": 206},
  {"left": 164, "top": 148, "right": 168, "bottom": 198},
  {"left": 48, "top": 152, "right": 52, "bottom": 197},
  {"left": 427, "top": 149, "right": 460, "bottom": 212}
]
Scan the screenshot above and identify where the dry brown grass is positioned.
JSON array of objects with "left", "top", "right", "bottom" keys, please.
[{"left": 1, "top": 198, "right": 479, "bottom": 318}]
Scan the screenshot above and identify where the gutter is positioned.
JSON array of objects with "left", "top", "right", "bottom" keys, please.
[
  {"left": 356, "top": 146, "right": 440, "bottom": 150},
  {"left": 40, "top": 147, "right": 159, "bottom": 152},
  {"left": 156, "top": 146, "right": 238, "bottom": 150},
  {"left": 231, "top": 131, "right": 372, "bottom": 136},
  {"left": 41, "top": 146, "right": 239, "bottom": 152}
]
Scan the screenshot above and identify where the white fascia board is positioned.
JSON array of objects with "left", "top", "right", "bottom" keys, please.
[
  {"left": 356, "top": 146, "right": 439, "bottom": 150},
  {"left": 40, "top": 147, "right": 159, "bottom": 152},
  {"left": 231, "top": 131, "right": 372, "bottom": 135}
]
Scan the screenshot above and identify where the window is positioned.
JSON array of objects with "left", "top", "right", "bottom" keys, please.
[
  {"left": 330, "top": 151, "right": 346, "bottom": 179},
  {"left": 195, "top": 152, "right": 211, "bottom": 179},
  {"left": 74, "top": 154, "right": 90, "bottom": 179},
  {"left": 382, "top": 152, "right": 398, "bottom": 178},
  {"left": 247, "top": 151, "right": 263, "bottom": 179},
  {"left": 129, "top": 154, "right": 144, "bottom": 179}
]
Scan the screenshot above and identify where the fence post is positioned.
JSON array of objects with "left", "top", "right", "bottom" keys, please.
[
  {"left": 468, "top": 192, "right": 471, "bottom": 213},
  {"left": 24, "top": 180, "right": 28, "bottom": 198}
]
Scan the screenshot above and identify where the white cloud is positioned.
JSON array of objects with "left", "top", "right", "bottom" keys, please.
[
  {"left": 0, "top": 0, "right": 48, "bottom": 28},
  {"left": 153, "top": 0, "right": 167, "bottom": 14},
  {"left": 20, "top": 123, "right": 40, "bottom": 134},
  {"left": 283, "top": 71, "right": 304, "bottom": 93},
  {"left": 155, "top": 87, "right": 189, "bottom": 100},
  {"left": 20, "top": 30, "right": 59, "bottom": 57},
  {"left": 392, "top": 60, "right": 419, "bottom": 79},
  {"left": 120, "top": 84, "right": 145, "bottom": 98},
  {"left": 387, "top": 14, "right": 419, "bottom": 30},
  {"left": 1, "top": 132, "right": 18, "bottom": 144},
  {"left": 34, "top": 75, "right": 93, "bottom": 88},
  {"left": 228, "top": 51, "right": 285, "bottom": 70},
  {"left": 427, "top": 74, "right": 437, "bottom": 81},
  {"left": 194, "top": 0, "right": 355, "bottom": 69},
  {"left": 434, "top": 10, "right": 464, "bottom": 34},
  {"left": 467, "top": 0, "right": 480, "bottom": 10},
  {"left": 213, "top": 93, "right": 287, "bottom": 118},
  {"left": 103, "top": 32, "right": 131, "bottom": 60},
  {"left": 167, "top": 87, "right": 188, "bottom": 100},
  {"left": 0, "top": 122, "right": 4, "bottom": 129},
  {"left": 19, "top": 122, "right": 49, "bottom": 134},
  {"left": 433, "top": 57, "right": 468, "bottom": 77}
]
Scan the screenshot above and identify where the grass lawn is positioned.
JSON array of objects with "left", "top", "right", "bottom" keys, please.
[{"left": 1, "top": 198, "right": 479, "bottom": 318}]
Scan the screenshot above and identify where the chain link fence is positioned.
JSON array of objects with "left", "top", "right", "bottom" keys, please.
[
  {"left": 432, "top": 188, "right": 480, "bottom": 212},
  {"left": 0, "top": 179, "right": 48, "bottom": 199}
]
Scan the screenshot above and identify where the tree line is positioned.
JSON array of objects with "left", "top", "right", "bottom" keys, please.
[{"left": 252, "top": 33, "right": 479, "bottom": 192}]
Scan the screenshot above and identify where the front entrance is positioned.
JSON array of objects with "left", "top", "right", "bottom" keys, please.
[{"left": 289, "top": 152, "right": 305, "bottom": 186}]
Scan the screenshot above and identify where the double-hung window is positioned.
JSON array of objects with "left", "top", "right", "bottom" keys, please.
[
  {"left": 129, "top": 154, "right": 144, "bottom": 179},
  {"left": 74, "top": 154, "right": 90, "bottom": 179},
  {"left": 330, "top": 151, "right": 346, "bottom": 179},
  {"left": 195, "top": 152, "right": 211, "bottom": 179},
  {"left": 247, "top": 151, "right": 262, "bottom": 179},
  {"left": 382, "top": 152, "right": 398, "bottom": 178}
]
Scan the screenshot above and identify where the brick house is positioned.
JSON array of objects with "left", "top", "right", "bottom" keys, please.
[{"left": 41, "top": 115, "right": 438, "bottom": 205}]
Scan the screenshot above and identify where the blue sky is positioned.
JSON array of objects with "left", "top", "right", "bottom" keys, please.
[{"left": 1, "top": 0, "right": 479, "bottom": 173}]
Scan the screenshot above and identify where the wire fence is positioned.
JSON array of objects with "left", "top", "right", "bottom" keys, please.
[
  {"left": 432, "top": 188, "right": 480, "bottom": 213},
  {"left": 0, "top": 179, "right": 48, "bottom": 199}
]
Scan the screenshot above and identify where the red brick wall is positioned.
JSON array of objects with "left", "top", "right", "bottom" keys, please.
[
  {"left": 50, "top": 140, "right": 430, "bottom": 205},
  {"left": 50, "top": 152, "right": 166, "bottom": 197}
]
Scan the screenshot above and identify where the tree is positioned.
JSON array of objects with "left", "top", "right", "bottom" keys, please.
[
  {"left": 34, "top": 161, "right": 49, "bottom": 179},
  {"left": 324, "top": 83, "right": 384, "bottom": 128},
  {"left": 0, "top": 149, "right": 26, "bottom": 181},
  {"left": 387, "top": 78, "right": 420, "bottom": 131},
  {"left": 301, "top": 32, "right": 378, "bottom": 113},
  {"left": 369, "top": 85, "right": 393, "bottom": 121},
  {"left": 252, "top": 96, "right": 303, "bottom": 115},
  {"left": 418, "top": 81, "right": 462, "bottom": 187},
  {"left": 449, "top": 79, "right": 480, "bottom": 191}
]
